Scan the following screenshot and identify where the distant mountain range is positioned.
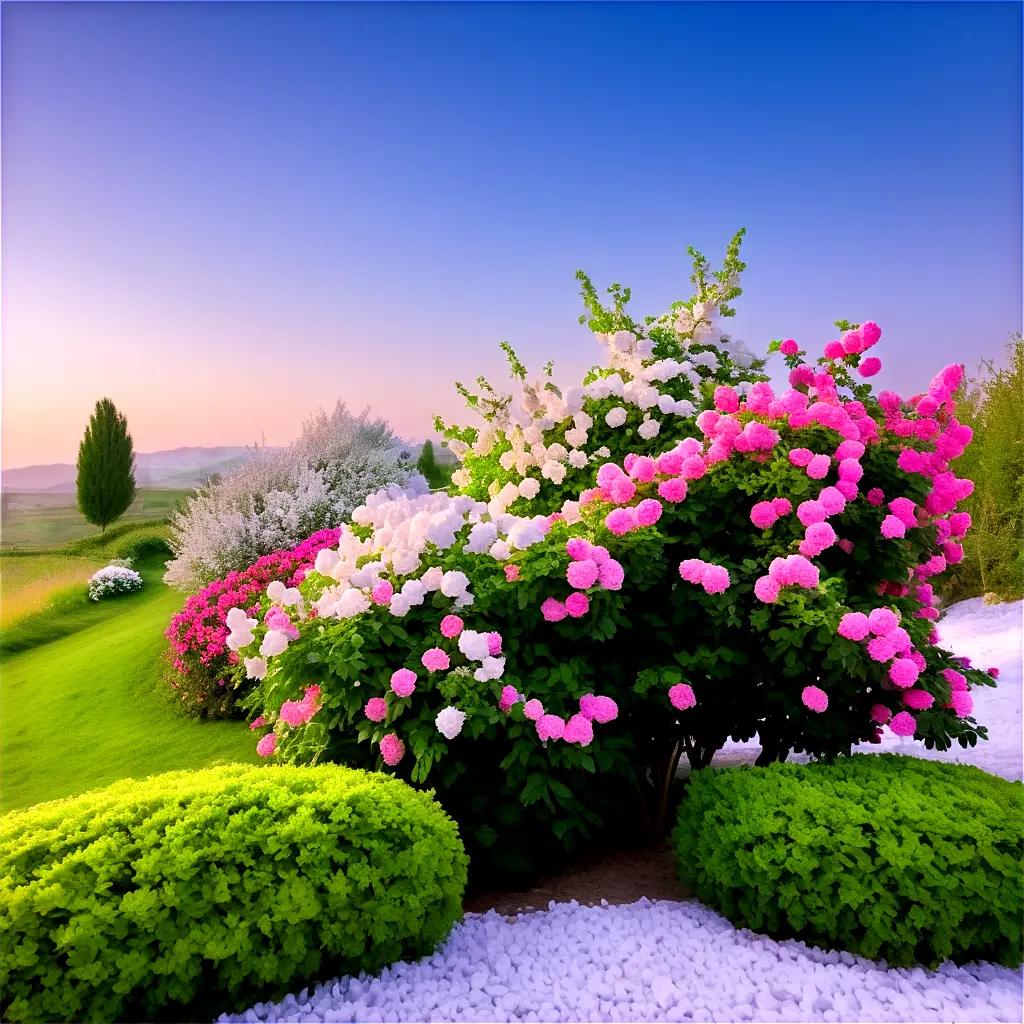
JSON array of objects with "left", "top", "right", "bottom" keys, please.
[
  {"left": 1, "top": 446, "right": 253, "bottom": 493},
  {"left": 2, "top": 440, "right": 454, "bottom": 494}
]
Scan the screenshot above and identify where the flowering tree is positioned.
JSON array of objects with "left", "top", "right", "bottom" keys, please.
[
  {"left": 165, "top": 403, "right": 414, "bottom": 590},
  {"left": 227, "top": 232, "right": 997, "bottom": 876}
]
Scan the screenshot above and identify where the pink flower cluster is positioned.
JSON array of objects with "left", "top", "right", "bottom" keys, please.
[
  {"left": 542, "top": 539, "right": 625, "bottom": 622},
  {"left": 165, "top": 528, "right": 342, "bottom": 676},
  {"left": 279, "top": 685, "right": 321, "bottom": 727},
  {"left": 678, "top": 559, "right": 731, "bottom": 595},
  {"left": 515, "top": 691, "right": 619, "bottom": 746},
  {"left": 753, "top": 554, "right": 819, "bottom": 604}
]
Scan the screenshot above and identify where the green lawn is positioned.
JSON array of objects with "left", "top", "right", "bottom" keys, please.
[
  {"left": 1, "top": 488, "right": 192, "bottom": 549},
  {"left": 1, "top": 557, "right": 256, "bottom": 812}
]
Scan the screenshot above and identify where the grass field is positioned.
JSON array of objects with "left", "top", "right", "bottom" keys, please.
[
  {"left": 1, "top": 488, "right": 191, "bottom": 549},
  {"left": 1, "top": 555, "right": 255, "bottom": 812},
  {"left": 0, "top": 551, "right": 106, "bottom": 628}
]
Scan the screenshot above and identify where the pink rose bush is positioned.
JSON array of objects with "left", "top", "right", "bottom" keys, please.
[{"left": 227, "top": 233, "right": 997, "bottom": 876}]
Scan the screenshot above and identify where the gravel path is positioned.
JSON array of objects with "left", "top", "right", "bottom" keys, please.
[{"left": 219, "top": 599, "right": 1024, "bottom": 1023}]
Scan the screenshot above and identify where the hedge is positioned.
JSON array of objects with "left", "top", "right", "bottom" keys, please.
[
  {"left": 674, "top": 754, "right": 1023, "bottom": 967},
  {"left": 0, "top": 764, "right": 468, "bottom": 1023}
]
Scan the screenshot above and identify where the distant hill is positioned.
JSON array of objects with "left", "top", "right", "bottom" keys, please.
[{"left": 2, "top": 446, "right": 253, "bottom": 493}]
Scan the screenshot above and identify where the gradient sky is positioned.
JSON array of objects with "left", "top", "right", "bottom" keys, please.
[{"left": 2, "top": 1, "right": 1021, "bottom": 468}]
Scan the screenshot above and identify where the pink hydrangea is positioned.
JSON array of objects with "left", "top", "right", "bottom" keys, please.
[
  {"left": 861, "top": 321, "right": 882, "bottom": 347},
  {"left": 797, "top": 500, "right": 827, "bottom": 526},
  {"left": 889, "top": 658, "right": 920, "bottom": 688},
  {"left": 256, "top": 733, "right": 277, "bottom": 757},
  {"left": 754, "top": 575, "right": 780, "bottom": 603},
  {"left": 579, "top": 694, "right": 618, "bottom": 723},
  {"left": 750, "top": 501, "right": 778, "bottom": 529},
  {"left": 866, "top": 488, "right": 885, "bottom": 506},
  {"left": 789, "top": 448, "right": 814, "bottom": 468},
  {"left": 498, "top": 685, "right": 521, "bottom": 713},
  {"left": 605, "top": 507, "right": 637, "bottom": 536},
  {"left": 713, "top": 385, "right": 740, "bottom": 413},
  {"left": 869, "top": 703, "right": 892, "bottom": 725},
  {"left": 858, "top": 357, "right": 882, "bottom": 378},
  {"left": 888, "top": 711, "right": 917, "bottom": 737},
  {"left": 536, "top": 714, "right": 566, "bottom": 742},
  {"left": 599, "top": 559, "right": 625, "bottom": 591},
  {"left": 380, "top": 733, "right": 405, "bottom": 766},
  {"left": 565, "top": 592, "right": 590, "bottom": 618},
  {"left": 541, "top": 597, "right": 568, "bottom": 622},
  {"left": 823, "top": 340, "right": 845, "bottom": 360},
  {"left": 772, "top": 497, "right": 792, "bottom": 516},
  {"left": 801, "top": 522, "right": 837, "bottom": 557},
  {"left": 902, "top": 689, "right": 935, "bottom": 710},
  {"left": 838, "top": 612, "right": 870, "bottom": 641},
  {"left": 390, "top": 668, "right": 417, "bottom": 697},
  {"left": 487, "top": 632, "right": 503, "bottom": 655},
  {"left": 504, "top": 564, "right": 520, "bottom": 582},
  {"left": 669, "top": 683, "right": 696, "bottom": 711},
  {"left": 868, "top": 607, "right": 899, "bottom": 636},
  {"left": 779, "top": 338, "right": 799, "bottom": 356},
  {"left": 679, "top": 559, "right": 706, "bottom": 584},
  {"left": 941, "top": 668, "right": 968, "bottom": 691},
  {"left": 249, "top": 715, "right": 266, "bottom": 730},
  {"left": 701, "top": 565, "right": 731, "bottom": 595},
  {"left": 837, "top": 459, "right": 863, "bottom": 483},
  {"left": 421, "top": 648, "right": 451, "bottom": 672},
  {"left": 866, "top": 635, "right": 897, "bottom": 663},
  {"left": 880, "top": 515, "right": 906, "bottom": 539},
  {"left": 371, "top": 580, "right": 394, "bottom": 605},
  {"left": 567, "top": 559, "right": 600, "bottom": 589},
  {"left": 628, "top": 455, "right": 657, "bottom": 483},
  {"left": 364, "top": 697, "right": 388, "bottom": 722},
  {"left": 806, "top": 454, "right": 831, "bottom": 480},
  {"left": 563, "top": 713, "right": 595, "bottom": 746},
  {"left": 948, "top": 690, "right": 974, "bottom": 717},
  {"left": 801, "top": 685, "right": 828, "bottom": 713},
  {"left": 658, "top": 478, "right": 688, "bottom": 503},
  {"left": 440, "top": 615, "right": 464, "bottom": 638},
  {"left": 523, "top": 699, "right": 544, "bottom": 721},
  {"left": 636, "top": 498, "right": 663, "bottom": 527},
  {"left": 681, "top": 455, "right": 707, "bottom": 479}
]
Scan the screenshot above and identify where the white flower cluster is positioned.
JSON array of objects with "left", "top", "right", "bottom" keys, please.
[
  {"left": 165, "top": 402, "right": 416, "bottom": 591},
  {"left": 87, "top": 564, "right": 144, "bottom": 602}
]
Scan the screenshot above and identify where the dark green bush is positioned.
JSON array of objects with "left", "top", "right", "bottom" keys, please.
[
  {"left": 0, "top": 764, "right": 468, "bottom": 1023},
  {"left": 674, "top": 755, "right": 1024, "bottom": 967}
]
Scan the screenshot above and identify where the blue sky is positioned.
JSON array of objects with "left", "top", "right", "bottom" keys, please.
[{"left": 2, "top": 1, "right": 1021, "bottom": 465}]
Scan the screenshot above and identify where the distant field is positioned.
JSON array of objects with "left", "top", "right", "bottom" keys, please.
[
  {"left": 0, "top": 552, "right": 106, "bottom": 628},
  {"left": 1, "top": 488, "right": 191, "bottom": 549}
]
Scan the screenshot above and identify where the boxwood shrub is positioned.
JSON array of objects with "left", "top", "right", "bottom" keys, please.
[
  {"left": 674, "top": 754, "right": 1023, "bottom": 967},
  {"left": 0, "top": 764, "right": 468, "bottom": 1023}
]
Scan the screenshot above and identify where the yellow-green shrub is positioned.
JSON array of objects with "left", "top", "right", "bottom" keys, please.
[
  {"left": 674, "top": 755, "right": 1024, "bottom": 967},
  {"left": 0, "top": 765, "right": 467, "bottom": 1023}
]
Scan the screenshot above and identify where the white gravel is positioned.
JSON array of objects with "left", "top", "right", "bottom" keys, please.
[{"left": 219, "top": 599, "right": 1024, "bottom": 1023}]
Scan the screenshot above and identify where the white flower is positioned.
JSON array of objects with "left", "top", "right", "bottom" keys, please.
[
  {"left": 267, "top": 581, "right": 287, "bottom": 603},
  {"left": 420, "top": 565, "right": 444, "bottom": 591},
  {"left": 564, "top": 427, "right": 588, "bottom": 448},
  {"left": 435, "top": 706, "right": 467, "bottom": 740},
  {"left": 440, "top": 570, "right": 470, "bottom": 598},
  {"left": 568, "top": 450, "right": 588, "bottom": 469},
  {"left": 518, "top": 477, "right": 540, "bottom": 499},
  {"left": 489, "top": 539, "right": 512, "bottom": 561},
  {"left": 313, "top": 548, "right": 340, "bottom": 575},
  {"left": 673, "top": 399, "right": 696, "bottom": 418},
  {"left": 541, "top": 460, "right": 566, "bottom": 484},
  {"left": 499, "top": 450, "right": 516, "bottom": 471},
  {"left": 561, "top": 500, "right": 582, "bottom": 525},
  {"left": 595, "top": 446, "right": 611, "bottom": 459},
  {"left": 451, "top": 468, "right": 471, "bottom": 488},
  {"left": 458, "top": 629, "right": 490, "bottom": 661},
  {"left": 243, "top": 657, "right": 267, "bottom": 680},
  {"left": 337, "top": 589, "right": 371, "bottom": 618},
  {"left": 638, "top": 417, "right": 661, "bottom": 440},
  {"left": 225, "top": 607, "right": 257, "bottom": 650},
  {"left": 474, "top": 656, "right": 505, "bottom": 682},
  {"left": 605, "top": 407, "right": 628, "bottom": 428},
  {"left": 260, "top": 630, "right": 289, "bottom": 657},
  {"left": 465, "top": 520, "right": 498, "bottom": 554},
  {"left": 657, "top": 394, "right": 677, "bottom": 415}
]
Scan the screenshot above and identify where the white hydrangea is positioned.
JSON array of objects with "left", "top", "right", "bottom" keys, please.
[
  {"left": 259, "top": 630, "right": 289, "bottom": 657},
  {"left": 87, "top": 564, "right": 144, "bottom": 602},
  {"left": 435, "top": 706, "right": 467, "bottom": 740},
  {"left": 225, "top": 607, "right": 257, "bottom": 650},
  {"left": 474, "top": 656, "right": 505, "bottom": 682},
  {"left": 243, "top": 656, "right": 267, "bottom": 680},
  {"left": 637, "top": 417, "right": 661, "bottom": 440},
  {"left": 441, "top": 570, "right": 470, "bottom": 598},
  {"left": 518, "top": 477, "right": 540, "bottom": 499},
  {"left": 605, "top": 407, "right": 628, "bottom": 428},
  {"left": 457, "top": 630, "right": 491, "bottom": 662}
]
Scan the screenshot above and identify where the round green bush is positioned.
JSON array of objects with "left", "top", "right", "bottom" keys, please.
[
  {"left": 0, "top": 764, "right": 468, "bottom": 1023},
  {"left": 673, "top": 754, "right": 1024, "bottom": 967}
]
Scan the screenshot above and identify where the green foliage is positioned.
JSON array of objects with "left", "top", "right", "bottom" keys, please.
[
  {"left": 942, "top": 336, "right": 1024, "bottom": 602},
  {"left": 673, "top": 755, "right": 1024, "bottom": 967},
  {"left": 75, "top": 398, "right": 137, "bottom": 531},
  {"left": 417, "top": 439, "right": 454, "bottom": 489},
  {"left": 0, "top": 765, "right": 468, "bottom": 1023},
  {"left": 65, "top": 521, "right": 172, "bottom": 561}
]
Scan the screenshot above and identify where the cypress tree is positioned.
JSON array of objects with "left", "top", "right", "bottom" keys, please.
[
  {"left": 76, "top": 398, "right": 137, "bottom": 532},
  {"left": 417, "top": 439, "right": 438, "bottom": 482}
]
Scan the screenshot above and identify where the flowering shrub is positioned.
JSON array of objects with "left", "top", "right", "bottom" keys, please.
[
  {"left": 674, "top": 756, "right": 1024, "bottom": 967},
  {"left": 87, "top": 563, "right": 143, "bottom": 601},
  {"left": 165, "top": 403, "right": 416, "bottom": 590},
  {"left": 0, "top": 764, "right": 467, "bottom": 1024},
  {"left": 227, "top": 233, "right": 999, "bottom": 877},
  {"left": 164, "top": 528, "right": 341, "bottom": 717}
]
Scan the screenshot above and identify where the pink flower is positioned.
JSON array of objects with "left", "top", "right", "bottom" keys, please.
[
  {"left": 487, "top": 632, "right": 502, "bottom": 655},
  {"left": 680, "top": 456, "right": 707, "bottom": 480},
  {"left": 628, "top": 455, "right": 657, "bottom": 483},
  {"left": 801, "top": 685, "right": 828, "bottom": 713},
  {"left": 987, "top": 666, "right": 1000, "bottom": 679},
  {"left": 754, "top": 575, "right": 780, "bottom": 603},
  {"left": 679, "top": 559, "right": 706, "bottom": 584},
  {"left": 536, "top": 714, "right": 566, "bottom": 742},
  {"left": 390, "top": 668, "right": 417, "bottom": 697},
  {"left": 380, "top": 733, "right": 405, "bottom": 766},
  {"left": 701, "top": 565, "right": 731, "bottom": 595},
  {"left": 440, "top": 615, "right": 464, "bottom": 638},
  {"left": 567, "top": 559, "right": 600, "bottom": 589},
  {"left": 806, "top": 454, "right": 831, "bottom": 480},
  {"left": 942, "top": 668, "right": 968, "bottom": 691},
  {"left": 750, "top": 501, "right": 778, "bottom": 529},
  {"left": 579, "top": 694, "right": 618, "bottom": 723},
  {"left": 605, "top": 507, "right": 637, "bottom": 536},
  {"left": 669, "top": 683, "right": 696, "bottom": 711},
  {"left": 797, "top": 500, "right": 827, "bottom": 526},
  {"left": 256, "top": 733, "right": 277, "bottom": 757},
  {"left": 636, "top": 498, "right": 663, "bottom": 527},
  {"left": 867, "top": 635, "right": 897, "bottom": 663},
  {"left": 861, "top": 321, "right": 882, "bottom": 348},
  {"left": 948, "top": 690, "right": 974, "bottom": 717},
  {"left": 504, "top": 564, "right": 520, "bottom": 582},
  {"left": 249, "top": 715, "right": 266, "bottom": 730},
  {"left": 279, "top": 697, "right": 315, "bottom": 727},
  {"left": 523, "top": 698, "right": 544, "bottom": 721},
  {"left": 598, "top": 559, "right": 625, "bottom": 590},
  {"left": 541, "top": 597, "right": 568, "bottom": 622},
  {"left": 838, "top": 459, "right": 863, "bottom": 483},
  {"left": 364, "top": 697, "right": 388, "bottom": 722},
  {"left": 498, "top": 685, "right": 521, "bottom": 713},
  {"left": 563, "top": 713, "right": 595, "bottom": 746},
  {"left": 858, "top": 357, "right": 882, "bottom": 378},
  {"left": 889, "top": 658, "right": 920, "bottom": 688},
  {"left": 566, "top": 538, "right": 592, "bottom": 561},
  {"left": 868, "top": 607, "right": 899, "bottom": 636},
  {"left": 658, "top": 478, "right": 688, "bottom": 503},
  {"left": 779, "top": 338, "right": 799, "bottom": 356},
  {"left": 837, "top": 612, "right": 870, "bottom": 641},
  {"left": 421, "top": 647, "right": 451, "bottom": 672},
  {"left": 565, "top": 592, "right": 590, "bottom": 618},
  {"left": 789, "top": 448, "right": 814, "bottom": 468},
  {"left": 903, "top": 689, "right": 935, "bottom": 710},
  {"left": 866, "top": 488, "right": 885, "bottom": 507},
  {"left": 772, "top": 497, "right": 793, "bottom": 516},
  {"left": 870, "top": 703, "right": 892, "bottom": 725},
  {"left": 713, "top": 385, "right": 740, "bottom": 413},
  {"left": 371, "top": 580, "right": 394, "bottom": 605},
  {"left": 889, "top": 711, "right": 917, "bottom": 737}
]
